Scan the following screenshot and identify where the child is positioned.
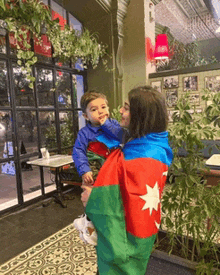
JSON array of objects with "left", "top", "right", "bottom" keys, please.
[{"left": 72, "top": 91, "right": 122, "bottom": 245}]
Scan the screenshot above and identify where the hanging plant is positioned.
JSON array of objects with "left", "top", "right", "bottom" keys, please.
[{"left": 0, "top": 0, "right": 108, "bottom": 87}]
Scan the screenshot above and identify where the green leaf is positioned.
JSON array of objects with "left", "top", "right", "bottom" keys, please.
[
  {"left": 28, "top": 82, "right": 33, "bottom": 89},
  {"left": 0, "top": 0, "right": 5, "bottom": 10}
]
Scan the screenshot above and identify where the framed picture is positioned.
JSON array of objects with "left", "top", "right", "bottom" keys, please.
[
  {"left": 183, "top": 76, "right": 198, "bottom": 91},
  {"left": 151, "top": 81, "right": 161, "bottom": 93},
  {"left": 205, "top": 76, "right": 220, "bottom": 92},
  {"left": 166, "top": 89, "right": 178, "bottom": 107},
  {"left": 163, "top": 76, "right": 178, "bottom": 89},
  {"left": 168, "top": 110, "right": 179, "bottom": 122},
  {"left": 189, "top": 94, "right": 200, "bottom": 105}
]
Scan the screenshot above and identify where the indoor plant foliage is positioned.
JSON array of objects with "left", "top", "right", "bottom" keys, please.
[
  {"left": 44, "top": 113, "right": 74, "bottom": 151},
  {"left": 111, "top": 105, "right": 121, "bottom": 123},
  {"left": 0, "top": 0, "right": 107, "bottom": 87},
  {"left": 161, "top": 91, "right": 220, "bottom": 274},
  {"left": 156, "top": 38, "right": 218, "bottom": 72}
]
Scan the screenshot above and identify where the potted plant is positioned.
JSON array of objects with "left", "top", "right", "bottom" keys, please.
[{"left": 160, "top": 90, "right": 220, "bottom": 274}]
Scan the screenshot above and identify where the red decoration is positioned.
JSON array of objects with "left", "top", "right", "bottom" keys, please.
[
  {"left": 145, "top": 37, "right": 154, "bottom": 62},
  {"left": 154, "top": 34, "right": 169, "bottom": 60},
  {"left": 34, "top": 34, "right": 52, "bottom": 57},
  {"left": 52, "top": 10, "right": 67, "bottom": 30},
  {"left": 9, "top": 29, "right": 31, "bottom": 51}
]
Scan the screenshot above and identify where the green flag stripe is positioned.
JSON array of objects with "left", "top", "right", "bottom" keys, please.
[
  {"left": 86, "top": 185, "right": 157, "bottom": 275},
  {"left": 86, "top": 185, "right": 128, "bottom": 263}
]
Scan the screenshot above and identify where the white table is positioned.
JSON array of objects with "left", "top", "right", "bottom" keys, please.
[
  {"left": 27, "top": 155, "right": 74, "bottom": 207},
  {"left": 205, "top": 154, "right": 220, "bottom": 170}
]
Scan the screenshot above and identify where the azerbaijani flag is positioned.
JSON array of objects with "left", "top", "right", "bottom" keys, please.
[{"left": 86, "top": 132, "right": 173, "bottom": 275}]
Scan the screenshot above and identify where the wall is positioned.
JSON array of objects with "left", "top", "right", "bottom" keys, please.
[
  {"left": 122, "top": 0, "right": 146, "bottom": 102},
  {"left": 198, "top": 37, "right": 220, "bottom": 62},
  {"left": 145, "top": 0, "right": 156, "bottom": 79},
  {"left": 85, "top": 13, "right": 116, "bottom": 111},
  {"left": 62, "top": 0, "right": 116, "bottom": 110},
  {"left": 148, "top": 63, "right": 220, "bottom": 122}
]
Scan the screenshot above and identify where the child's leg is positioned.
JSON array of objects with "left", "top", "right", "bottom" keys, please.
[
  {"left": 81, "top": 185, "right": 92, "bottom": 207},
  {"left": 73, "top": 185, "right": 97, "bottom": 245}
]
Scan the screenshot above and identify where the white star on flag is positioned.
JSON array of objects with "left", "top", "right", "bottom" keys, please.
[
  {"left": 155, "top": 221, "right": 160, "bottom": 229},
  {"left": 140, "top": 182, "right": 160, "bottom": 215}
]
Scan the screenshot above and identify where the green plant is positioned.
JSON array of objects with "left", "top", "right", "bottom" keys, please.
[
  {"left": 111, "top": 105, "right": 121, "bottom": 122},
  {"left": 203, "top": 89, "right": 220, "bottom": 128},
  {"left": 45, "top": 112, "right": 74, "bottom": 150},
  {"left": 162, "top": 91, "right": 220, "bottom": 274},
  {"left": 0, "top": 0, "right": 107, "bottom": 88},
  {"left": 156, "top": 38, "right": 218, "bottom": 72}
]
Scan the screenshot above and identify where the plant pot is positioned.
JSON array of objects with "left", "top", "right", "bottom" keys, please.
[
  {"left": 151, "top": 249, "right": 197, "bottom": 274},
  {"left": 154, "top": 229, "right": 220, "bottom": 273}
]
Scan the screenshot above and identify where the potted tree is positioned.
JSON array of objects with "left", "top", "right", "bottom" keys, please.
[{"left": 159, "top": 90, "right": 220, "bottom": 274}]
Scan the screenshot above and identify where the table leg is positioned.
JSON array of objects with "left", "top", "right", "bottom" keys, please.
[{"left": 54, "top": 167, "right": 67, "bottom": 208}]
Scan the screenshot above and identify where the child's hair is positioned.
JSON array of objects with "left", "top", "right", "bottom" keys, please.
[
  {"left": 128, "top": 85, "right": 168, "bottom": 139},
  {"left": 80, "top": 91, "right": 108, "bottom": 113}
]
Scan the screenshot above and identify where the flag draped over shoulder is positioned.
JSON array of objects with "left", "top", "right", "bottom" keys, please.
[{"left": 86, "top": 132, "right": 173, "bottom": 275}]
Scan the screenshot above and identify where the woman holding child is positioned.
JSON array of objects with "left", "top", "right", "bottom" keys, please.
[{"left": 81, "top": 86, "right": 173, "bottom": 274}]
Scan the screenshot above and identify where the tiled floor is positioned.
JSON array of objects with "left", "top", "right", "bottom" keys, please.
[
  {"left": 0, "top": 186, "right": 84, "bottom": 265},
  {"left": 0, "top": 186, "right": 196, "bottom": 275}
]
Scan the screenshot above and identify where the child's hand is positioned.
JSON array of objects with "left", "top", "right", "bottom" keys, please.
[
  {"left": 81, "top": 185, "right": 92, "bottom": 207},
  {"left": 99, "top": 114, "right": 109, "bottom": 125},
  {"left": 82, "top": 171, "right": 94, "bottom": 185}
]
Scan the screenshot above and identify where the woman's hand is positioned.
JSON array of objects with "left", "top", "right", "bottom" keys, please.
[
  {"left": 82, "top": 171, "right": 94, "bottom": 185},
  {"left": 81, "top": 185, "right": 92, "bottom": 207}
]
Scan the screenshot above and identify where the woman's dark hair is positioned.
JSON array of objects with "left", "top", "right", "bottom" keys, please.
[{"left": 128, "top": 85, "right": 168, "bottom": 138}]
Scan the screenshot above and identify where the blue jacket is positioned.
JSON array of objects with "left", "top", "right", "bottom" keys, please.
[{"left": 72, "top": 118, "right": 122, "bottom": 177}]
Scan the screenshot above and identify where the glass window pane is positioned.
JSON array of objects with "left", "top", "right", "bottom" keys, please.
[
  {"left": 0, "top": 35, "right": 6, "bottom": 54},
  {"left": 9, "top": 31, "right": 31, "bottom": 55},
  {"left": 59, "top": 111, "right": 74, "bottom": 148},
  {"left": 73, "top": 58, "right": 84, "bottom": 71},
  {"left": 56, "top": 71, "right": 71, "bottom": 108},
  {"left": 39, "top": 111, "right": 56, "bottom": 149},
  {"left": 0, "top": 60, "right": 10, "bottom": 106},
  {"left": 34, "top": 35, "right": 52, "bottom": 63},
  {"left": 0, "top": 111, "right": 13, "bottom": 159},
  {"left": 78, "top": 110, "right": 85, "bottom": 129},
  {"left": 13, "top": 64, "right": 35, "bottom": 106},
  {"left": 17, "top": 111, "right": 38, "bottom": 154},
  {"left": 36, "top": 68, "right": 54, "bottom": 107},
  {"left": 69, "top": 13, "right": 82, "bottom": 34},
  {"left": 56, "top": 60, "right": 70, "bottom": 68},
  {"left": 22, "top": 163, "right": 56, "bottom": 202},
  {"left": 51, "top": 0, "right": 67, "bottom": 29},
  {"left": 0, "top": 161, "right": 17, "bottom": 210},
  {"left": 72, "top": 75, "right": 77, "bottom": 108},
  {"left": 75, "top": 74, "right": 84, "bottom": 108}
]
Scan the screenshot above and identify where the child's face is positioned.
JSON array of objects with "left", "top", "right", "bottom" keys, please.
[
  {"left": 84, "top": 98, "right": 109, "bottom": 126},
  {"left": 120, "top": 101, "right": 130, "bottom": 128}
]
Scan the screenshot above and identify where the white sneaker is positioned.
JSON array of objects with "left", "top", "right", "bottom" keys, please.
[
  {"left": 82, "top": 223, "right": 97, "bottom": 246},
  {"left": 73, "top": 214, "right": 97, "bottom": 246},
  {"left": 73, "top": 214, "right": 87, "bottom": 232}
]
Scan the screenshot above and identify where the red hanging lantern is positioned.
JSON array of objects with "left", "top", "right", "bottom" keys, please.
[{"left": 154, "top": 34, "right": 169, "bottom": 60}]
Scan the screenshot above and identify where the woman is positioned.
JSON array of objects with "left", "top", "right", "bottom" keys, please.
[{"left": 85, "top": 86, "right": 173, "bottom": 275}]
